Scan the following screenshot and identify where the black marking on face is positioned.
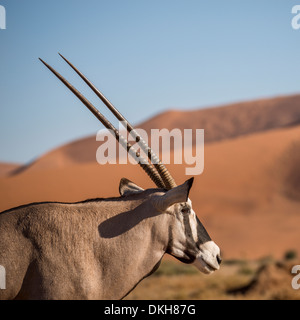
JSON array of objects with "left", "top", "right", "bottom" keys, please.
[
  {"left": 181, "top": 208, "right": 198, "bottom": 261},
  {"left": 182, "top": 212, "right": 194, "bottom": 241},
  {"left": 195, "top": 216, "right": 211, "bottom": 246},
  {"left": 167, "top": 202, "right": 212, "bottom": 264},
  {"left": 181, "top": 205, "right": 211, "bottom": 261}
]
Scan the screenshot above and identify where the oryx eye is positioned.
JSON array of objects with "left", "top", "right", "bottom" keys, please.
[{"left": 181, "top": 207, "right": 190, "bottom": 214}]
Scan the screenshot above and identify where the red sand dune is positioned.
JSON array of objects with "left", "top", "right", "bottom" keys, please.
[
  {"left": 140, "top": 94, "right": 300, "bottom": 142},
  {"left": 12, "top": 94, "right": 300, "bottom": 174},
  {"left": 1, "top": 94, "right": 300, "bottom": 260},
  {"left": 0, "top": 162, "right": 21, "bottom": 178},
  {"left": 1, "top": 124, "right": 300, "bottom": 260}
]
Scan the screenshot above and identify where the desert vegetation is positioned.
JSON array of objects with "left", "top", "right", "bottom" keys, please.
[{"left": 126, "top": 254, "right": 300, "bottom": 300}]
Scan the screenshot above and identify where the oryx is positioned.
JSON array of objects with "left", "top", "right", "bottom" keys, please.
[{"left": 0, "top": 55, "right": 221, "bottom": 300}]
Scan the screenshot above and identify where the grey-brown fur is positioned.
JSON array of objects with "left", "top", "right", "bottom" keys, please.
[{"left": 0, "top": 179, "right": 217, "bottom": 300}]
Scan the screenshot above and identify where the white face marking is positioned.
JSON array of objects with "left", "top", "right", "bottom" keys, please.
[
  {"left": 193, "top": 241, "right": 221, "bottom": 274},
  {"left": 167, "top": 198, "right": 221, "bottom": 275},
  {"left": 188, "top": 203, "right": 199, "bottom": 243}
]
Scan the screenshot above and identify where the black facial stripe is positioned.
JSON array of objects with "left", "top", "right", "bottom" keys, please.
[
  {"left": 167, "top": 208, "right": 212, "bottom": 263},
  {"left": 196, "top": 216, "right": 211, "bottom": 246},
  {"left": 183, "top": 213, "right": 194, "bottom": 241},
  {"left": 182, "top": 213, "right": 198, "bottom": 260},
  {"left": 182, "top": 211, "right": 211, "bottom": 246}
]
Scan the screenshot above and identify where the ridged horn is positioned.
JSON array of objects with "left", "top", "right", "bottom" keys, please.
[
  {"left": 58, "top": 53, "right": 177, "bottom": 190},
  {"left": 39, "top": 58, "right": 166, "bottom": 189}
]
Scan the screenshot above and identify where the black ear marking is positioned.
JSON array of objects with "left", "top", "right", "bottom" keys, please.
[{"left": 185, "top": 177, "right": 194, "bottom": 201}]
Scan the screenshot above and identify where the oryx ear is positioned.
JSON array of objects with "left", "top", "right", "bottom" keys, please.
[
  {"left": 153, "top": 177, "right": 194, "bottom": 212},
  {"left": 119, "top": 178, "right": 144, "bottom": 196}
]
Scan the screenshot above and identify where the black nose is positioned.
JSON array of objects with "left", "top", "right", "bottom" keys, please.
[{"left": 217, "top": 254, "right": 222, "bottom": 265}]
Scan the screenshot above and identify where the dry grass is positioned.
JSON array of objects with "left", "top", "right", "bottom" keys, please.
[{"left": 125, "top": 257, "right": 300, "bottom": 300}]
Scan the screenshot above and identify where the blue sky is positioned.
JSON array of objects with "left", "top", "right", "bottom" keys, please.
[{"left": 0, "top": 1, "right": 300, "bottom": 163}]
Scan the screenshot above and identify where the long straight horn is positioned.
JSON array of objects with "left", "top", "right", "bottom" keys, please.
[
  {"left": 58, "top": 53, "right": 177, "bottom": 190},
  {"left": 39, "top": 58, "right": 166, "bottom": 189}
]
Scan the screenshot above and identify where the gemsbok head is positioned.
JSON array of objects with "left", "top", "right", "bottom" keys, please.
[{"left": 0, "top": 54, "right": 221, "bottom": 300}]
